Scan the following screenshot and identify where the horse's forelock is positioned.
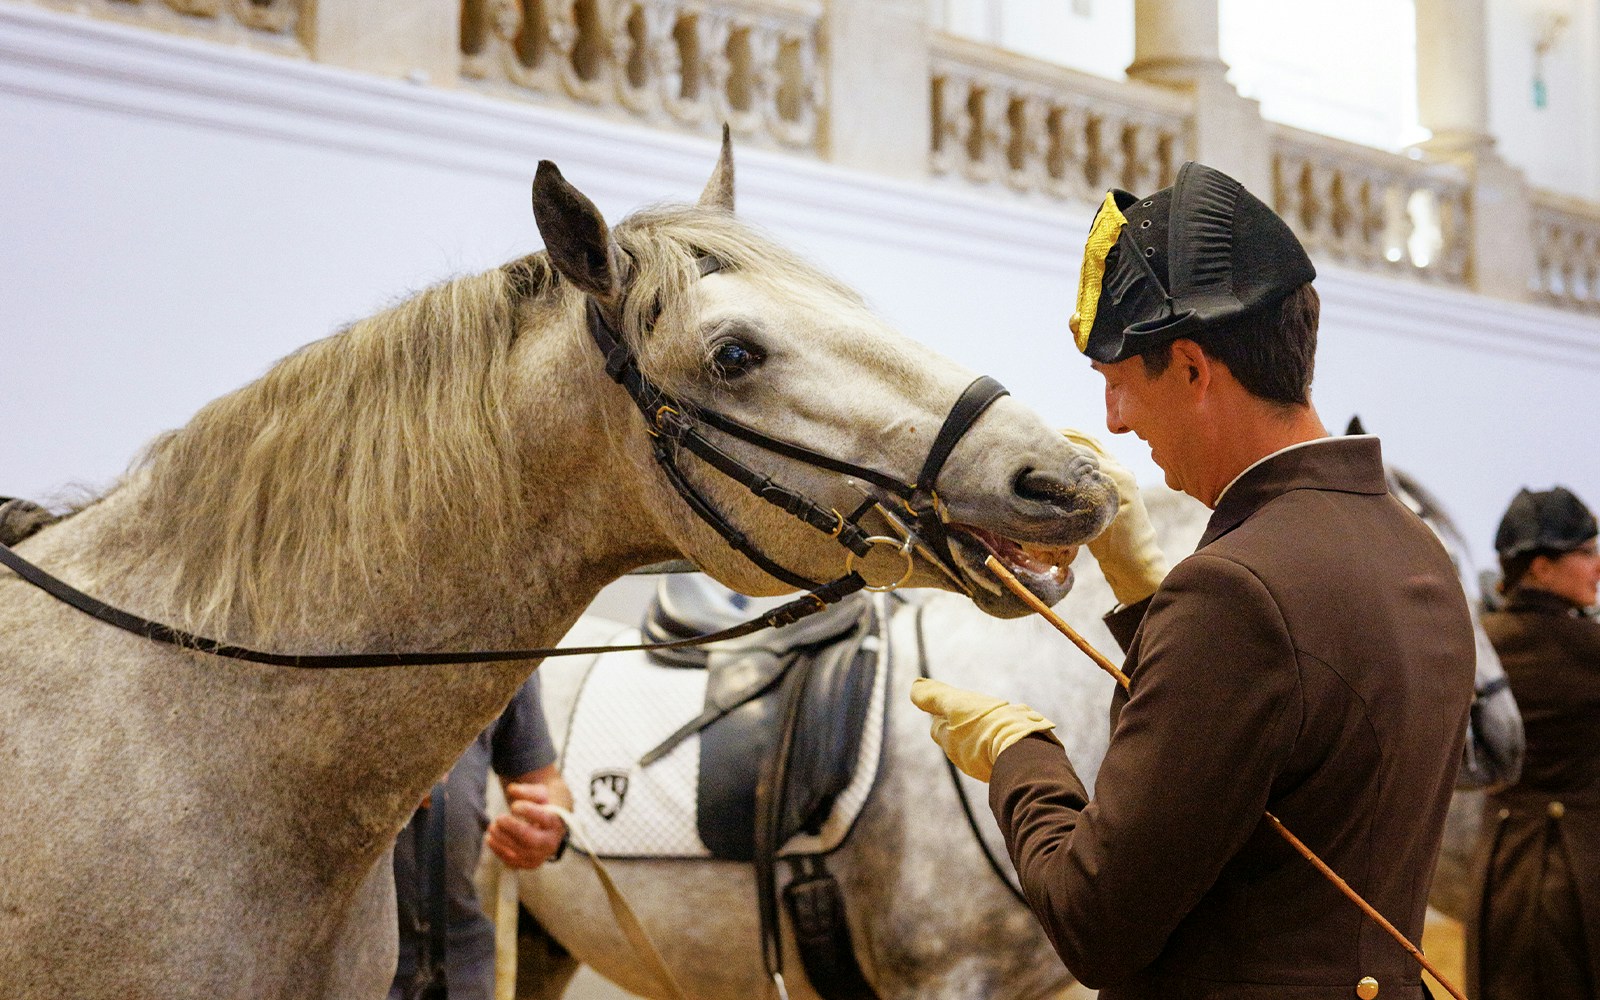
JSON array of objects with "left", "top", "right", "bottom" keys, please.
[{"left": 610, "top": 206, "right": 871, "bottom": 395}]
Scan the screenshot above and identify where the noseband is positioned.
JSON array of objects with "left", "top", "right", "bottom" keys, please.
[
  {"left": 0, "top": 255, "right": 1006, "bottom": 669},
  {"left": 588, "top": 254, "right": 1007, "bottom": 602}
]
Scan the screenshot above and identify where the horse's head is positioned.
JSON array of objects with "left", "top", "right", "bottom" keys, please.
[{"left": 530, "top": 136, "right": 1115, "bottom": 617}]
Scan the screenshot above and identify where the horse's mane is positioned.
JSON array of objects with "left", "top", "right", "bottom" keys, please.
[{"left": 128, "top": 203, "right": 867, "bottom": 636}]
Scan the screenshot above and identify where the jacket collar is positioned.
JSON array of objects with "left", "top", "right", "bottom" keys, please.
[
  {"left": 1198, "top": 436, "right": 1388, "bottom": 549},
  {"left": 1503, "top": 586, "right": 1587, "bottom": 616}
]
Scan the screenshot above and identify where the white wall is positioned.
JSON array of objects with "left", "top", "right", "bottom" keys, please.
[
  {"left": 1488, "top": 0, "right": 1600, "bottom": 200},
  {"left": 1220, "top": 0, "right": 1424, "bottom": 151},
  {"left": 3, "top": 5, "right": 1598, "bottom": 585},
  {"left": 936, "top": 0, "right": 1136, "bottom": 82}
]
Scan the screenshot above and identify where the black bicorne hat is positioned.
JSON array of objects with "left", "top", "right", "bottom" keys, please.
[
  {"left": 1072, "top": 161, "right": 1316, "bottom": 364},
  {"left": 1494, "top": 486, "right": 1598, "bottom": 562}
]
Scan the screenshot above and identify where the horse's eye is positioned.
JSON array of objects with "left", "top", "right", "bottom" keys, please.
[{"left": 710, "top": 340, "right": 763, "bottom": 379}]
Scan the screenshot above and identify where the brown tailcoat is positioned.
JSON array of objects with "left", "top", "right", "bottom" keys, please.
[
  {"left": 1468, "top": 588, "right": 1600, "bottom": 999},
  {"left": 989, "top": 437, "right": 1475, "bottom": 999}
]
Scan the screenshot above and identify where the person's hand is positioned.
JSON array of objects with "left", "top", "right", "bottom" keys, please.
[
  {"left": 1061, "top": 428, "right": 1169, "bottom": 606},
  {"left": 909, "top": 678, "right": 1055, "bottom": 782},
  {"left": 486, "top": 782, "right": 567, "bottom": 869}
]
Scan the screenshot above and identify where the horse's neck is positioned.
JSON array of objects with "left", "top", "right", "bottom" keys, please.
[{"left": 22, "top": 323, "right": 681, "bottom": 855}]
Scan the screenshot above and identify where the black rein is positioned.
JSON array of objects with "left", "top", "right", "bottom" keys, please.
[{"left": 0, "top": 253, "right": 1007, "bottom": 670}]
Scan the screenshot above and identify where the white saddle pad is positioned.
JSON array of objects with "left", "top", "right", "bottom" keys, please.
[{"left": 559, "top": 622, "right": 889, "bottom": 860}]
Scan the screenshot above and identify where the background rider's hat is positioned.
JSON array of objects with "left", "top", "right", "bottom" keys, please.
[
  {"left": 1070, "top": 161, "right": 1316, "bottom": 364},
  {"left": 1494, "top": 486, "right": 1599, "bottom": 562}
]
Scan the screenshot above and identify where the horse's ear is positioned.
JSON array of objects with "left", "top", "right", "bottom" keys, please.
[
  {"left": 1345, "top": 415, "right": 1366, "bottom": 436},
  {"left": 697, "top": 124, "right": 735, "bottom": 213},
  {"left": 532, "top": 160, "right": 621, "bottom": 300}
]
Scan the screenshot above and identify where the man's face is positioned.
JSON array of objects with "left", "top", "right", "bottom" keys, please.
[
  {"left": 1531, "top": 540, "right": 1600, "bottom": 608},
  {"left": 1091, "top": 354, "right": 1196, "bottom": 495}
]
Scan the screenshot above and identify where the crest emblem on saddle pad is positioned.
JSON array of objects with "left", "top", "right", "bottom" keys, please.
[{"left": 589, "top": 769, "right": 630, "bottom": 821}]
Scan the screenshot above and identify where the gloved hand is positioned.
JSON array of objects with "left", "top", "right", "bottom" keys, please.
[
  {"left": 909, "top": 678, "right": 1055, "bottom": 782},
  {"left": 1061, "top": 428, "right": 1170, "bottom": 607}
]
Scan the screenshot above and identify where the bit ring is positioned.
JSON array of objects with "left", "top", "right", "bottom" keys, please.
[{"left": 845, "top": 535, "right": 916, "bottom": 592}]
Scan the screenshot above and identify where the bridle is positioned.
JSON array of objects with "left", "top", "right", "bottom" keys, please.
[
  {"left": 587, "top": 253, "right": 1008, "bottom": 598},
  {"left": 0, "top": 253, "right": 1008, "bottom": 668}
]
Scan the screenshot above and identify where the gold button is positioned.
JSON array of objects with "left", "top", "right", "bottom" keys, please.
[
  {"left": 1498, "top": 808, "right": 1511, "bottom": 820},
  {"left": 1549, "top": 801, "right": 1566, "bottom": 819},
  {"left": 1069, "top": 312, "right": 1081, "bottom": 336},
  {"left": 1356, "top": 975, "right": 1379, "bottom": 999}
]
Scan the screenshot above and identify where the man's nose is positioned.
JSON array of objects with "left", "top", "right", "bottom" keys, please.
[{"left": 1104, "top": 401, "right": 1130, "bottom": 436}]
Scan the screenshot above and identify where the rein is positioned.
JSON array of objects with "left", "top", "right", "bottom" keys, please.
[
  {"left": 910, "top": 601, "right": 1032, "bottom": 910},
  {"left": 0, "top": 254, "right": 1007, "bottom": 670}
]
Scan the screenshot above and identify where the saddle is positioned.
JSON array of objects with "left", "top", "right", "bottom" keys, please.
[
  {"left": 640, "top": 575, "right": 878, "bottom": 862},
  {"left": 641, "top": 575, "right": 882, "bottom": 1000}
]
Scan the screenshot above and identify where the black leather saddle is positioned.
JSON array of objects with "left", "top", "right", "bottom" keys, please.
[
  {"left": 639, "top": 574, "right": 883, "bottom": 1000},
  {"left": 639, "top": 574, "right": 879, "bottom": 862}
]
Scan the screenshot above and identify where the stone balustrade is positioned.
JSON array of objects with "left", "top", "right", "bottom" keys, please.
[
  {"left": 1531, "top": 191, "right": 1600, "bottom": 313},
  {"left": 459, "top": 0, "right": 822, "bottom": 152},
  {"left": 9, "top": 0, "right": 1600, "bottom": 317},
  {"left": 1270, "top": 125, "right": 1471, "bottom": 287},
  {"left": 930, "top": 32, "right": 1190, "bottom": 200},
  {"left": 27, "top": 0, "right": 300, "bottom": 47}
]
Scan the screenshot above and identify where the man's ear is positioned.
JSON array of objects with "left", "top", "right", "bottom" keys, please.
[{"left": 1168, "top": 339, "right": 1212, "bottom": 391}]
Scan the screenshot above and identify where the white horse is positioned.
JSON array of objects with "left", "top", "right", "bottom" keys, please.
[
  {"left": 0, "top": 139, "right": 1117, "bottom": 1000},
  {"left": 517, "top": 466, "right": 1517, "bottom": 999}
]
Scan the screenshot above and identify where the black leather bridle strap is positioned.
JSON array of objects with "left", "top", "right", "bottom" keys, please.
[
  {"left": 914, "top": 376, "right": 1008, "bottom": 499},
  {"left": 649, "top": 439, "right": 860, "bottom": 592},
  {"left": 586, "top": 276, "right": 1013, "bottom": 601},
  {"left": 692, "top": 407, "right": 913, "bottom": 499},
  {"left": 903, "top": 375, "right": 1009, "bottom": 579},
  {"left": 653, "top": 409, "right": 877, "bottom": 560},
  {"left": 587, "top": 297, "right": 900, "bottom": 563},
  {"left": 0, "top": 541, "right": 862, "bottom": 669}
]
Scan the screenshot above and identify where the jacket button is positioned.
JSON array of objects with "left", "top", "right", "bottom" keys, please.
[
  {"left": 1356, "top": 976, "right": 1380, "bottom": 999},
  {"left": 1549, "top": 801, "right": 1566, "bottom": 819},
  {"left": 1498, "top": 808, "right": 1511, "bottom": 820}
]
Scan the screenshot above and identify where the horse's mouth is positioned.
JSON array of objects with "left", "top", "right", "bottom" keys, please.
[{"left": 947, "top": 524, "right": 1078, "bottom": 610}]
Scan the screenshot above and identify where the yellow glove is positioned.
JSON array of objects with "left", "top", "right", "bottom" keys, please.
[
  {"left": 909, "top": 678, "right": 1055, "bottom": 782},
  {"left": 1061, "top": 428, "right": 1169, "bottom": 607}
]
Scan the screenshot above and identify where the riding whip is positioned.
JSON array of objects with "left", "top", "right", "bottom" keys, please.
[{"left": 984, "top": 555, "right": 1469, "bottom": 1000}]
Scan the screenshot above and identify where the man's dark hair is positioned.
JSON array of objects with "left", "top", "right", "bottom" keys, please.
[
  {"left": 1137, "top": 283, "right": 1320, "bottom": 405},
  {"left": 1499, "top": 549, "right": 1556, "bottom": 593}
]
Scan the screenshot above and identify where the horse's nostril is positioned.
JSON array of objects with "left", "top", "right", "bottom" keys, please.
[{"left": 1014, "top": 468, "right": 1078, "bottom": 508}]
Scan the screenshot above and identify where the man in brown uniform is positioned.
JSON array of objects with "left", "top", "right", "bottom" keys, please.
[
  {"left": 912, "top": 162, "right": 1476, "bottom": 999},
  {"left": 1470, "top": 486, "right": 1600, "bottom": 1000}
]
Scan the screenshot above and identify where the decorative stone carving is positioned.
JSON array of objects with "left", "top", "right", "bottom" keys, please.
[
  {"left": 1531, "top": 194, "right": 1600, "bottom": 312},
  {"left": 460, "top": 0, "right": 821, "bottom": 152},
  {"left": 1271, "top": 125, "right": 1471, "bottom": 288},
  {"left": 37, "top": 0, "right": 302, "bottom": 42},
  {"left": 929, "top": 33, "right": 1190, "bottom": 200}
]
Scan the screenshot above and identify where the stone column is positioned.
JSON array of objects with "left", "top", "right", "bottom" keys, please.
[
  {"left": 1414, "top": 0, "right": 1533, "bottom": 300},
  {"left": 1414, "top": 0, "right": 1493, "bottom": 157},
  {"left": 1127, "top": 0, "right": 1227, "bottom": 87},
  {"left": 1125, "top": 0, "right": 1271, "bottom": 198},
  {"left": 821, "top": 0, "right": 931, "bottom": 178},
  {"left": 301, "top": 0, "right": 461, "bottom": 86}
]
